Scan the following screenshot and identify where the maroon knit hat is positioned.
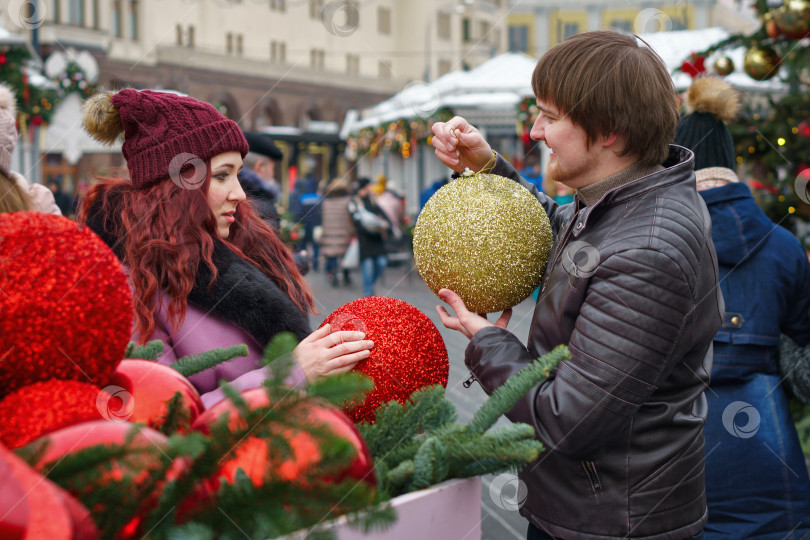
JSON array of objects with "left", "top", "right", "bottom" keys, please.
[{"left": 83, "top": 89, "right": 248, "bottom": 189}]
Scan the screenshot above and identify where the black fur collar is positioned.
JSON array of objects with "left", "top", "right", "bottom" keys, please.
[{"left": 189, "top": 241, "right": 312, "bottom": 344}]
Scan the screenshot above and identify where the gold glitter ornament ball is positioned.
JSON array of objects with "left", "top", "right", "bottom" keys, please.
[{"left": 414, "top": 173, "right": 553, "bottom": 313}]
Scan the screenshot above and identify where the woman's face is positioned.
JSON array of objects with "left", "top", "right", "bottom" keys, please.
[{"left": 207, "top": 151, "right": 246, "bottom": 239}]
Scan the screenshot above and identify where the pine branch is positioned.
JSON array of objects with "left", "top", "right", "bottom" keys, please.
[
  {"left": 306, "top": 372, "right": 374, "bottom": 408},
  {"left": 157, "top": 392, "right": 189, "bottom": 436},
  {"left": 171, "top": 345, "right": 249, "bottom": 378},
  {"left": 465, "top": 345, "right": 570, "bottom": 434},
  {"left": 124, "top": 339, "right": 165, "bottom": 360}
]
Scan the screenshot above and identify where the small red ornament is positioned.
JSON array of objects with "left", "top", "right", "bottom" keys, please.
[
  {"left": 0, "top": 213, "right": 133, "bottom": 398},
  {"left": 31, "top": 115, "right": 42, "bottom": 126},
  {"left": 320, "top": 297, "right": 449, "bottom": 423},
  {"left": 107, "top": 360, "right": 204, "bottom": 431},
  {"left": 0, "top": 444, "right": 99, "bottom": 540},
  {"left": 798, "top": 120, "right": 810, "bottom": 138},
  {"left": 192, "top": 388, "right": 376, "bottom": 490},
  {"left": 0, "top": 380, "right": 104, "bottom": 449},
  {"left": 0, "top": 54, "right": 6, "bottom": 65},
  {"left": 681, "top": 53, "right": 706, "bottom": 78}
]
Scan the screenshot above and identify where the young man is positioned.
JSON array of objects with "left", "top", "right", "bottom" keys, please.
[{"left": 432, "top": 31, "right": 723, "bottom": 540}]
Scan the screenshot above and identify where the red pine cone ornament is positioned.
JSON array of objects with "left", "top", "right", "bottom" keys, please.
[
  {"left": 0, "top": 213, "right": 133, "bottom": 397},
  {"left": 320, "top": 297, "right": 449, "bottom": 423}
]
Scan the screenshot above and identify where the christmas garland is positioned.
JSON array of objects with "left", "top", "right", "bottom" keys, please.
[{"left": 346, "top": 108, "right": 454, "bottom": 159}]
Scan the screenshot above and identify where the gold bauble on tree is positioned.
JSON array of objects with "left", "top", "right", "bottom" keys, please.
[
  {"left": 713, "top": 56, "right": 735, "bottom": 76},
  {"left": 773, "top": 0, "right": 810, "bottom": 39},
  {"left": 743, "top": 45, "right": 781, "bottom": 81},
  {"left": 413, "top": 172, "right": 553, "bottom": 313}
]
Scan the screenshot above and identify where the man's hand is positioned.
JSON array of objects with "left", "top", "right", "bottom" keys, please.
[
  {"left": 432, "top": 117, "right": 494, "bottom": 174},
  {"left": 436, "top": 288, "right": 512, "bottom": 340}
]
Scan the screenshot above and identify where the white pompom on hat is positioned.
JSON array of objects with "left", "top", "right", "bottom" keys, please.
[{"left": 0, "top": 84, "right": 18, "bottom": 177}]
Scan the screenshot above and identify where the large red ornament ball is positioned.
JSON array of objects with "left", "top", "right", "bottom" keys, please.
[
  {"left": 0, "top": 444, "right": 99, "bottom": 540},
  {"left": 107, "top": 360, "right": 204, "bottom": 431},
  {"left": 192, "top": 388, "right": 375, "bottom": 489},
  {"left": 0, "top": 380, "right": 104, "bottom": 449},
  {"left": 320, "top": 297, "right": 449, "bottom": 423},
  {"left": 0, "top": 213, "right": 133, "bottom": 397}
]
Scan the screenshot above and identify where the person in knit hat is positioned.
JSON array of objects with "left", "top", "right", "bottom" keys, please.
[
  {"left": 0, "top": 83, "right": 60, "bottom": 215},
  {"left": 79, "top": 89, "right": 373, "bottom": 407},
  {"left": 675, "top": 76, "right": 810, "bottom": 539}
]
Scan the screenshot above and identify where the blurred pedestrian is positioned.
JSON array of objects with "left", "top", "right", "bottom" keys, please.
[
  {"left": 292, "top": 172, "right": 322, "bottom": 271},
  {"left": 239, "top": 131, "right": 283, "bottom": 229},
  {"left": 320, "top": 177, "right": 354, "bottom": 287},
  {"left": 348, "top": 177, "right": 390, "bottom": 297},
  {"left": 675, "top": 76, "right": 810, "bottom": 539}
]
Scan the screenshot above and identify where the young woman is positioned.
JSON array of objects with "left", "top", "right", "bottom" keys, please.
[{"left": 80, "top": 89, "right": 371, "bottom": 407}]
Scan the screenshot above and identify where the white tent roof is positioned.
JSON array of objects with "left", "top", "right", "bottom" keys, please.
[
  {"left": 346, "top": 28, "right": 787, "bottom": 134},
  {"left": 42, "top": 93, "right": 121, "bottom": 164}
]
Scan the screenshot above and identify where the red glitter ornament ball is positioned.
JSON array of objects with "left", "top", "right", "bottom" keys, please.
[
  {"left": 320, "top": 296, "right": 449, "bottom": 423},
  {"left": 0, "top": 380, "right": 104, "bottom": 449},
  {"left": 192, "top": 388, "right": 375, "bottom": 490},
  {"left": 107, "top": 360, "right": 205, "bottom": 431},
  {"left": 0, "top": 213, "right": 133, "bottom": 398}
]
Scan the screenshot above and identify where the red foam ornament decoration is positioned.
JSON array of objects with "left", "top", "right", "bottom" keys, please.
[
  {"left": 192, "top": 388, "right": 376, "bottom": 490},
  {"left": 681, "top": 53, "right": 706, "bottom": 78},
  {"left": 0, "top": 380, "right": 104, "bottom": 449},
  {"left": 107, "top": 360, "right": 204, "bottom": 431},
  {"left": 0, "top": 213, "right": 133, "bottom": 398},
  {"left": 0, "top": 444, "right": 99, "bottom": 540},
  {"left": 320, "top": 296, "right": 449, "bottom": 423},
  {"left": 0, "top": 444, "right": 29, "bottom": 540}
]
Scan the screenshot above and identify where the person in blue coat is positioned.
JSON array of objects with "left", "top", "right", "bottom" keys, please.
[{"left": 675, "top": 76, "right": 810, "bottom": 539}]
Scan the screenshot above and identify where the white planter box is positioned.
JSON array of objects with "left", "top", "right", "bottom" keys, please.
[{"left": 332, "top": 477, "right": 482, "bottom": 540}]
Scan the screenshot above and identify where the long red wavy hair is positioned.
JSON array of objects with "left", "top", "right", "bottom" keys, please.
[{"left": 79, "top": 165, "right": 314, "bottom": 343}]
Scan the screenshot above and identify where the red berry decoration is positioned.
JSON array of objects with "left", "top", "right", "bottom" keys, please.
[
  {"left": 681, "top": 52, "right": 706, "bottom": 78},
  {"left": 106, "top": 360, "right": 204, "bottom": 431},
  {"left": 0, "top": 380, "right": 105, "bottom": 449},
  {"left": 320, "top": 297, "right": 449, "bottom": 423},
  {"left": 192, "top": 388, "right": 376, "bottom": 490},
  {"left": 0, "top": 213, "right": 133, "bottom": 397}
]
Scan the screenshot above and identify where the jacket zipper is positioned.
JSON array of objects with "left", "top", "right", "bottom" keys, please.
[
  {"left": 463, "top": 372, "right": 476, "bottom": 388},
  {"left": 582, "top": 460, "right": 602, "bottom": 495}
]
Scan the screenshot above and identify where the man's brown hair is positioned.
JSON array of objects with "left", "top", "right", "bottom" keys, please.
[{"left": 532, "top": 31, "right": 679, "bottom": 166}]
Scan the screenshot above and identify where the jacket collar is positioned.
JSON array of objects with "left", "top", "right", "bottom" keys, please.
[{"left": 570, "top": 145, "right": 696, "bottom": 238}]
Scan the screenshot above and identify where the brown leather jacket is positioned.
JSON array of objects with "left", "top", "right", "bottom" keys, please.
[{"left": 466, "top": 147, "right": 723, "bottom": 539}]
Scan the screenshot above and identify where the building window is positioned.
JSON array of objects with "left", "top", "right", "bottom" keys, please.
[
  {"left": 437, "top": 11, "right": 450, "bottom": 40},
  {"left": 462, "top": 17, "right": 471, "bottom": 42},
  {"left": 378, "top": 6, "right": 390, "bottom": 35},
  {"left": 310, "top": 48, "right": 324, "bottom": 69},
  {"left": 236, "top": 34, "right": 243, "bottom": 55},
  {"left": 112, "top": 0, "right": 122, "bottom": 37},
  {"left": 378, "top": 60, "right": 391, "bottom": 78},
  {"left": 226, "top": 32, "right": 233, "bottom": 53},
  {"left": 346, "top": 53, "right": 359, "bottom": 75},
  {"left": 438, "top": 59, "right": 451, "bottom": 77},
  {"left": 279, "top": 42, "right": 286, "bottom": 63},
  {"left": 271, "top": 0, "right": 285, "bottom": 11},
  {"left": 508, "top": 25, "right": 528, "bottom": 52},
  {"left": 52, "top": 0, "right": 60, "bottom": 23},
  {"left": 609, "top": 19, "right": 632, "bottom": 33},
  {"left": 187, "top": 26, "right": 195, "bottom": 47},
  {"left": 562, "top": 21, "right": 579, "bottom": 40},
  {"left": 176, "top": 24, "right": 182, "bottom": 45},
  {"left": 479, "top": 21, "right": 490, "bottom": 43},
  {"left": 309, "top": 0, "right": 323, "bottom": 19},
  {"left": 67, "top": 0, "right": 83, "bottom": 26},
  {"left": 129, "top": 0, "right": 139, "bottom": 39}
]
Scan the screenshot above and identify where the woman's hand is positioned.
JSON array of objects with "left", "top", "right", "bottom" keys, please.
[
  {"left": 436, "top": 289, "right": 512, "bottom": 340},
  {"left": 431, "top": 117, "right": 494, "bottom": 174},
  {"left": 294, "top": 323, "right": 374, "bottom": 382}
]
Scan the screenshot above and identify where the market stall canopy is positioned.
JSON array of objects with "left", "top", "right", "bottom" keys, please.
[
  {"left": 346, "top": 52, "right": 537, "bottom": 132},
  {"left": 42, "top": 93, "right": 121, "bottom": 164}
]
